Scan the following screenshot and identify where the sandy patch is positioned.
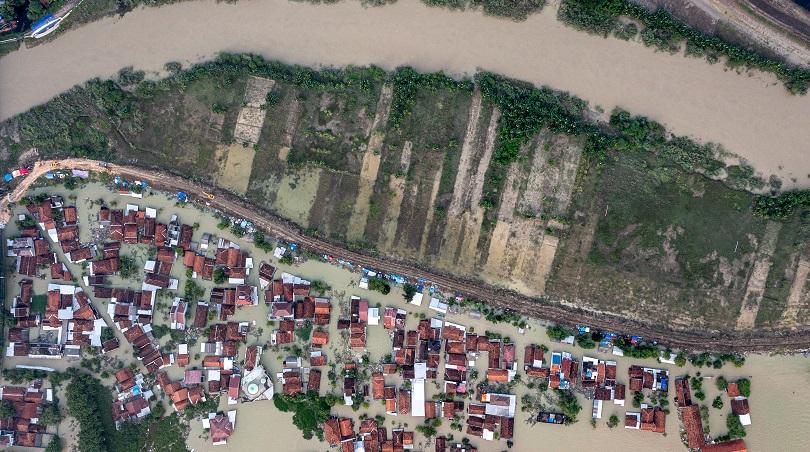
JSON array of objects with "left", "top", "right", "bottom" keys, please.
[
  {"left": 447, "top": 89, "right": 483, "bottom": 217},
  {"left": 346, "top": 84, "right": 393, "bottom": 242},
  {"left": 736, "top": 220, "right": 783, "bottom": 329},
  {"left": 232, "top": 76, "right": 275, "bottom": 145},
  {"left": 378, "top": 141, "right": 412, "bottom": 251},
  {"left": 781, "top": 253, "right": 810, "bottom": 326},
  {"left": 483, "top": 161, "right": 522, "bottom": 277},
  {"left": 273, "top": 167, "right": 322, "bottom": 227},
  {"left": 518, "top": 133, "right": 583, "bottom": 217},
  {"left": 417, "top": 162, "right": 444, "bottom": 258},
  {"left": 277, "top": 97, "right": 301, "bottom": 162},
  {"left": 214, "top": 143, "right": 256, "bottom": 195}
]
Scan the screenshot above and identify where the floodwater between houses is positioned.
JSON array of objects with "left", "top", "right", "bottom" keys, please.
[
  {"left": 2, "top": 182, "right": 810, "bottom": 452},
  {"left": 2, "top": 0, "right": 810, "bottom": 188}
]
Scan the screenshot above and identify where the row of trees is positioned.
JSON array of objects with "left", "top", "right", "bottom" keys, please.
[{"left": 557, "top": 0, "right": 810, "bottom": 94}]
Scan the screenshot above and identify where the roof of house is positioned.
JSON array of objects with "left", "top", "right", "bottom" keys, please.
[
  {"left": 209, "top": 414, "right": 234, "bottom": 444},
  {"left": 726, "top": 382, "right": 740, "bottom": 398},
  {"left": 730, "top": 398, "right": 750, "bottom": 415},
  {"left": 324, "top": 418, "right": 341, "bottom": 445},
  {"left": 701, "top": 439, "right": 748, "bottom": 452},
  {"left": 486, "top": 368, "right": 509, "bottom": 383},
  {"left": 681, "top": 404, "right": 705, "bottom": 449}
]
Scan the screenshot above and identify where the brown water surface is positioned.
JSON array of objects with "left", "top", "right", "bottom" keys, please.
[{"left": 1, "top": 1, "right": 810, "bottom": 187}]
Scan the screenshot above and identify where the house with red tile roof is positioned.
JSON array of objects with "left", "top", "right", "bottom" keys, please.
[
  {"left": 701, "top": 439, "right": 748, "bottom": 452},
  {"left": 311, "top": 330, "right": 329, "bottom": 346},
  {"left": 680, "top": 404, "right": 705, "bottom": 449},
  {"left": 204, "top": 411, "right": 236, "bottom": 446}
]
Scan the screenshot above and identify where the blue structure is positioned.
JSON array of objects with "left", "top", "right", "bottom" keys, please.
[
  {"left": 3, "top": 173, "right": 12, "bottom": 182},
  {"left": 176, "top": 191, "right": 188, "bottom": 202},
  {"left": 31, "top": 14, "right": 60, "bottom": 38}
]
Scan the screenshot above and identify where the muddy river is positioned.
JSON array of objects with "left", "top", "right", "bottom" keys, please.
[
  {"left": 3, "top": 181, "right": 809, "bottom": 452},
  {"left": 1, "top": 0, "right": 810, "bottom": 188}
]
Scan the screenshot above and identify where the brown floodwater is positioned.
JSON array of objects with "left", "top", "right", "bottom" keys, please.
[
  {"left": 3, "top": 181, "right": 809, "bottom": 451},
  {"left": 1, "top": 1, "right": 810, "bottom": 188}
]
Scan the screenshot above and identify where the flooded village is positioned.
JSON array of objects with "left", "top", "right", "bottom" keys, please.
[{"left": 0, "top": 171, "right": 806, "bottom": 452}]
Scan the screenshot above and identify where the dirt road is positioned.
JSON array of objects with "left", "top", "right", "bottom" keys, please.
[{"left": 5, "top": 159, "right": 810, "bottom": 351}]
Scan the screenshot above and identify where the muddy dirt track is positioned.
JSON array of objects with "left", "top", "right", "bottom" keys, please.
[{"left": 6, "top": 159, "right": 810, "bottom": 352}]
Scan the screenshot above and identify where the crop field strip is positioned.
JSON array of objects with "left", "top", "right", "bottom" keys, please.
[{"left": 3, "top": 55, "right": 810, "bottom": 339}]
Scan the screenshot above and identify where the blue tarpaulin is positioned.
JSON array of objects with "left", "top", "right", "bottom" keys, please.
[
  {"left": 176, "top": 192, "right": 187, "bottom": 202},
  {"left": 31, "top": 14, "right": 55, "bottom": 33},
  {"left": 3, "top": 174, "right": 12, "bottom": 182}
]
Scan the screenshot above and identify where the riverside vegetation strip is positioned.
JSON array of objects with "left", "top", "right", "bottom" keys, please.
[
  {"left": 3, "top": 54, "right": 810, "bottom": 340},
  {"left": 2, "top": 0, "right": 809, "bottom": 94}
]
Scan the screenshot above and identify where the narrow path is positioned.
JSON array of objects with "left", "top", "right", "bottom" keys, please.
[{"left": 5, "top": 159, "right": 810, "bottom": 350}]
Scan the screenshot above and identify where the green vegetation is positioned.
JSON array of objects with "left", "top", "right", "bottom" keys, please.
[
  {"left": 609, "top": 337, "right": 662, "bottom": 360},
  {"left": 184, "top": 279, "right": 204, "bottom": 301},
  {"left": 421, "top": 0, "right": 545, "bottom": 21},
  {"left": 689, "top": 353, "right": 745, "bottom": 369},
  {"left": 691, "top": 376, "right": 706, "bottom": 401},
  {"left": 118, "top": 255, "right": 137, "bottom": 279},
  {"left": 272, "top": 392, "right": 337, "bottom": 440},
  {"left": 0, "top": 400, "right": 15, "bottom": 418},
  {"left": 575, "top": 332, "right": 598, "bottom": 349},
  {"left": 712, "top": 396, "right": 724, "bottom": 410},
  {"left": 388, "top": 66, "right": 472, "bottom": 130},
  {"left": 725, "top": 412, "right": 747, "bottom": 439},
  {"left": 557, "top": 0, "right": 810, "bottom": 94},
  {"left": 416, "top": 418, "right": 442, "bottom": 438},
  {"left": 368, "top": 277, "right": 391, "bottom": 295},
  {"left": 402, "top": 283, "right": 418, "bottom": 302},
  {"left": 44, "top": 436, "right": 62, "bottom": 452},
  {"left": 253, "top": 231, "right": 274, "bottom": 252},
  {"left": 31, "top": 294, "right": 47, "bottom": 314},
  {"left": 296, "top": 320, "right": 313, "bottom": 341},
  {"left": 546, "top": 324, "right": 574, "bottom": 342},
  {"left": 554, "top": 389, "right": 581, "bottom": 424},
  {"left": 736, "top": 378, "right": 751, "bottom": 397},
  {"left": 632, "top": 391, "right": 644, "bottom": 408},
  {"left": 607, "top": 414, "right": 619, "bottom": 428},
  {"left": 213, "top": 268, "right": 227, "bottom": 285},
  {"left": 716, "top": 376, "right": 728, "bottom": 390},
  {"left": 279, "top": 253, "right": 294, "bottom": 265}
]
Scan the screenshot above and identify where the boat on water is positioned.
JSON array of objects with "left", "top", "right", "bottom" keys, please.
[{"left": 30, "top": 14, "right": 63, "bottom": 39}]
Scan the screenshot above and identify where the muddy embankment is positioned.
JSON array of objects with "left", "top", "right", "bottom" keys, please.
[{"left": 1, "top": 0, "right": 810, "bottom": 187}]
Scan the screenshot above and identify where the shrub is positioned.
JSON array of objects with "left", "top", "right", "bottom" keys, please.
[
  {"left": 546, "top": 324, "right": 574, "bottom": 342},
  {"left": 402, "top": 283, "right": 417, "bottom": 302},
  {"left": 736, "top": 378, "right": 751, "bottom": 397},
  {"left": 368, "top": 278, "right": 391, "bottom": 295},
  {"left": 726, "top": 412, "right": 747, "bottom": 439}
]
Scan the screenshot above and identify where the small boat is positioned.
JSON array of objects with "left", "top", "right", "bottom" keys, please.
[{"left": 30, "top": 14, "right": 63, "bottom": 39}]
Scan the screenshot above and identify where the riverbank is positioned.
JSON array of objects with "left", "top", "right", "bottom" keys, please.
[{"left": 1, "top": 0, "right": 810, "bottom": 188}]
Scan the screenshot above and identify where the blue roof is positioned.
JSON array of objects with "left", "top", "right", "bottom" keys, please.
[{"left": 31, "top": 14, "right": 56, "bottom": 32}]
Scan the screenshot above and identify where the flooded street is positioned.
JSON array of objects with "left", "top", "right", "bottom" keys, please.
[
  {"left": 1, "top": 0, "right": 810, "bottom": 187},
  {"left": 3, "top": 181, "right": 810, "bottom": 452}
]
